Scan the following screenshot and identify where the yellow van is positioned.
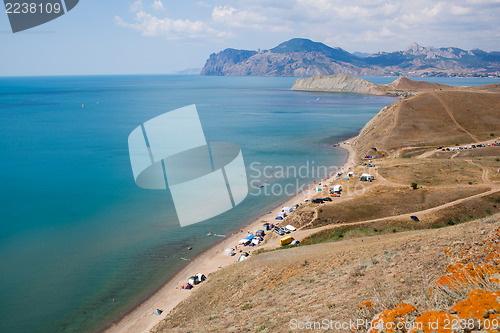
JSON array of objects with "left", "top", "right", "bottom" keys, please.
[{"left": 280, "top": 236, "right": 295, "bottom": 246}]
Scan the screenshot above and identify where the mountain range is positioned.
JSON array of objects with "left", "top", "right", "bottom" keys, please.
[{"left": 201, "top": 38, "right": 500, "bottom": 77}]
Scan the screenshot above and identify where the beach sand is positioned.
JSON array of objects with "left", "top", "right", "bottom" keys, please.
[{"left": 104, "top": 141, "right": 355, "bottom": 333}]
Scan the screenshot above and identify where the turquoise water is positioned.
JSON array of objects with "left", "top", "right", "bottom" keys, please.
[{"left": 0, "top": 75, "right": 496, "bottom": 332}]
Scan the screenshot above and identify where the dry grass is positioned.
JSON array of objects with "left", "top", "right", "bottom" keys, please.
[
  {"left": 153, "top": 216, "right": 500, "bottom": 333},
  {"left": 301, "top": 192, "right": 500, "bottom": 245},
  {"left": 436, "top": 91, "right": 500, "bottom": 141},
  {"left": 352, "top": 90, "right": 500, "bottom": 158},
  {"left": 429, "top": 146, "right": 500, "bottom": 159},
  {"left": 376, "top": 158, "right": 485, "bottom": 186},
  {"left": 309, "top": 186, "right": 488, "bottom": 228},
  {"left": 474, "top": 156, "right": 500, "bottom": 183}
]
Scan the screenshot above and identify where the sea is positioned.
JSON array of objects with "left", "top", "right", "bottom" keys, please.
[{"left": 0, "top": 75, "right": 498, "bottom": 332}]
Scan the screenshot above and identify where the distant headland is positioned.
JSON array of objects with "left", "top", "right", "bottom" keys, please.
[{"left": 291, "top": 73, "right": 500, "bottom": 97}]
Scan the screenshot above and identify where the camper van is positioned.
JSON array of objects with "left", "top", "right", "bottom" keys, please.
[
  {"left": 329, "top": 185, "right": 342, "bottom": 195},
  {"left": 360, "top": 173, "right": 374, "bottom": 182}
]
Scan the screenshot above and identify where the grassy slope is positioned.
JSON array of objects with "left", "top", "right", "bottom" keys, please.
[
  {"left": 352, "top": 90, "right": 500, "bottom": 158},
  {"left": 154, "top": 215, "right": 500, "bottom": 333}
]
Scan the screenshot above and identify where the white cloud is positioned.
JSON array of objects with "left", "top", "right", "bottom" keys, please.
[
  {"left": 116, "top": 1, "right": 231, "bottom": 40},
  {"left": 196, "top": 1, "right": 211, "bottom": 8},
  {"left": 422, "top": 2, "right": 445, "bottom": 18},
  {"left": 465, "top": 0, "right": 500, "bottom": 4},
  {"left": 212, "top": 5, "right": 291, "bottom": 32},
  {"left": 116, "top": 0, "right": 500, "bottom": 52},
  {"left": 115, "top": 11, "right": 226, "bottom": 40},
  {"left": 152, "top": 0, "right": 164, "bottom": 10},
  {"left": 130, "top": 0, "right": 144, "bottom": 13},
  {"left": 450, "top": 4, "right": 472, "bottom": 15}
]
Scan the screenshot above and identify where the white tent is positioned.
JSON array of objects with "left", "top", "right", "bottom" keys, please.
[
  {"left": 224, "top": 248, "right": 235, "bottom": 256},
  {"left": 282, "top": 206, "right": 296, "bottom": 213},
  {"left": 196, "top": 273, "right": 206, "bottom": 282},
  {"left": 286, "top": 225, "right": 296, "bottom": 231}
]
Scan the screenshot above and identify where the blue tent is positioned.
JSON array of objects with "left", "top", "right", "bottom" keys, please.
[
  {"left": 243, "top": 234, "right": 255, "bottom": 241},
  {"left": 275, "top": 216, "right": 283, "bottom": 220}
]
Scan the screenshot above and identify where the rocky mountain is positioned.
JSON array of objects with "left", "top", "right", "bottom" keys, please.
[{"left": 201, "top": 38, "right": 500, "bottom": 77}]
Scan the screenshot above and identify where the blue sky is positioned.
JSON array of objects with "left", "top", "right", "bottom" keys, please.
[{"left": 1, "top": 0, "right": 500, "bottom": 76}]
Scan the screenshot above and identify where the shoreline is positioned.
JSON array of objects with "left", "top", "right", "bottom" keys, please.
[{"left": 104, "top": 141, "right": 355, "bottom": 333}]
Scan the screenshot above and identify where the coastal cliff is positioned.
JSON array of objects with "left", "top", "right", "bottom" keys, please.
[{"left": 291, "top": 74, "right": 389, "bottom": 95}]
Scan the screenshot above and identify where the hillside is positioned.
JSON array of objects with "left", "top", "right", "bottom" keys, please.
[
  {"left": 201, "top": 38, "right": 500, "bottom": 77},
  {"left": 382, "top": 77, "right": 452, "bottom": 92},
  {"left": 154, "top": 215, "right": 500, "bottom": 332},
  {"left": 352, "top": 89, "right": 500, "bottom": 157}
]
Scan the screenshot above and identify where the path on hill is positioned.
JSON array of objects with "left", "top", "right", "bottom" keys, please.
[
  {"left": 416, "top": 138, "right": 500, "bottom": 159},
  {"left": 466, "top": 159, "right": 494, "bottom": 186},
  {"left": 431, "top": 92, "right": 479, "bottom": 142},
  {"left": 270, "top": 186, "right": 500, "bottom": 247}
]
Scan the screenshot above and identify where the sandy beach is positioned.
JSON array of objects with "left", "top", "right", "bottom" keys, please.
[{"left": 103, "top": 141, "right": 356, "bottom": 333}]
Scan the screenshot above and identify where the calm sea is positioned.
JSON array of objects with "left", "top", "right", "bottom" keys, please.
[{"left": 0, "top": 75, "right": 497, "bottom": 332}]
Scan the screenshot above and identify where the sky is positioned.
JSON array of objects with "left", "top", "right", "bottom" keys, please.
[{"left": 1, "top": 0, "right": 499, "bottom": 76}]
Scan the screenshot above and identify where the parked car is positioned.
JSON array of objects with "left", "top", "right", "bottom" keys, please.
[
  {"left": 274, "top": 227, "right": 284, "bottom": 235},
  {"left": 311, "top": 198, "right": 324, "bottom": 203},
  {"left": 281, "top": 227, "right": 291, "bottom": 234},
  {"left": 437, "top": 147, "right": 443, "bottom": 150},
  {"left": 322, "top": 197, "right": 332, "bottom": 202},
  {"left": 410, "top": 216, "right": 420, "bottom": 222}
]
